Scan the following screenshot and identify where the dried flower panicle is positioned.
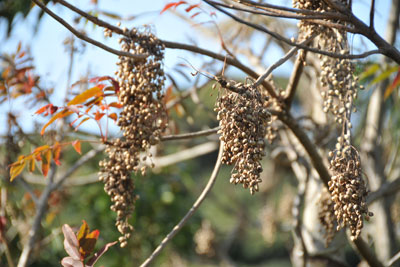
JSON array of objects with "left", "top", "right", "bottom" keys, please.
[
  {"left": 99, "top": 27, "right": 167, "bottom": 247},
  {"left": 328, "top": 146, "right": 372, "bottom": 241},
  {"left": 214, "top": 79, "right": 271, "bottom": 194},
  {"left": 318, "top": 187, "right": 336, "bottom": 246}
]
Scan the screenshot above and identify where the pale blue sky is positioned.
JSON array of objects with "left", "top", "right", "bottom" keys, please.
[{"left": 0, "top": 0, "right": 392, "bottom": 135}]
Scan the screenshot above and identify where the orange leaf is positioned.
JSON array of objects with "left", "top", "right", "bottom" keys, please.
[
  {"left": 10, "top": 156, "right": 26, "bottom": 181},
  {"left": 160, "top": 1, "right": 187, "bottom": 14},
  {"left": 185, "top": 3, "right": 200, "bottom": 12},
  {"left": 94, "top": 111, "right": 105, "bottom": 121},
  {"left": 108, "top": 102, "right": 123, "bottom": 108},
  {"left": 53, "top": 142, "right": 61, "bottom": 166},
  {"left": 384, "top": 68, "right": 400, "bottom": 100},
  {"left": 72, "top": 140, "right": 81, "bottom": 154},
  {"left": 41, "top": 149, "right": 52, "bottom": 177},
  {"left": 33, "top": 145, "right": 51, "bottom": 154},
  {"left": 74, "top": 117, "right": 90, "bottom": 131},
  {"left": 41, "top": 110, "right": 74, "bottom": 135},
  {"left": 67, "top": 85, "right": 104, "bottom": 106},
  {"left": 108, "top": 113, "right": 117, "bottom": 121}
]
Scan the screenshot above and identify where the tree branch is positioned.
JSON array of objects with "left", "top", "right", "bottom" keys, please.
[
  {"left": 139, "top": 142, "right": 223, "bottom": 267},
  {"left": 285, "top": 51, "right": 307, "bottom": 109},
  {"left": 17, "top": 164, "right": 57, "bottom": 267},
  {"left": 160, "top": 127, "right": 219, "bottom": 141},
  {"left": 47, "top": 0, "right": 279, "bottom": 99},
  {"left": 202, "top": 0, "right": 382, "bottom": 60},
  {"left": 31, "top": 0, "right": 147, "bottom": 60}
]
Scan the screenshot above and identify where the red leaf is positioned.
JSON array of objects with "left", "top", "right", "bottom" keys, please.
[
  {"left": 191, "top": 11, "right": 201, "bottom": 18},
  {"left": 89, "top": 76, "right": 119, "bottom": 93},
  {"left": 35, "top": 104, "right": 59, "bottom": 116},
  {"left": 160, "top": 1, "right": 187, "bottom": 14},
  {"left": 94, "top": 110, "right": 105, "bottom": 121},
  {"left": 72, "top": 140, "right": 81, "bottom": 154},
  {"left": 384, "top": 67, "right": 400, "bottom": 100},
  {"left": 185, "top": 3, "right": 200, "bottom": 12}
]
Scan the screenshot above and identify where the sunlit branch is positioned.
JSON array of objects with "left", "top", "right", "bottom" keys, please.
[
  {"left": 139, "top": 142, "right": 223, "bottom": 267},
  {"left": 32, "top": 0, "right": 147, "bottom": 60},
  {"left": 161, "top": 127, "right": 219, "bottom": 141},
  {"left": 203, "top": 0, "right": 382, "bottom": 60}
]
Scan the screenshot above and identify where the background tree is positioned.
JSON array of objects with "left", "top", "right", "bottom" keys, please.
[{"left": 1, "top": 0, "right": 400, "bottom": 266}]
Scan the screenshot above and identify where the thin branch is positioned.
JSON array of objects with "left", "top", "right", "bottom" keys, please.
[
  {"left": 353, "top": 238, "right": 384, "bottom": 267},
  {"left": 369, "top": 0, "right": 375, "bottom": 29},
  {"left": 367, "top": 176, "right": 400, "bottom": 204},
  {"left": 203, "top": 0, "right": 381, "bottom": 60},
  {"left": 387, "top": 249, "right": 400, "bottom": 266},
  {"left": 253, "top": 35, "right": 314, "bottom": 88},
  {"left": 31, "top": 0, "right": 147, "bottom": 60},
  {"left": 276, "top": 111, "right": 384, "bottom": 267},
  {"left": 161, "top": 127, "right": 219, "bottom": 141},
  {"left": 161, "top": 40, "right": 278, "bottom": 98},
  {"left": 18, "top": 178, "right": 39, "bottom": 205},
  {"left": 139, "top": 142, "right": 223, "bottom": 267},
  {"left": 275, "top": 111, "right": 330, "bottom": 187},
  {"left": 48, "top": 0, "right": 279, "bottom": 98},
  {"left": 151, "top": 142, "right": 219, "bottom": 169},
  {"left": 51, "top": 146, "right": 104, "bottom": 191},
  {"left": 17, "top": 164, "right": 57, "bottom": 267},
  {"left": 285, "top": 51, "right": 307, "bottom": 109}
]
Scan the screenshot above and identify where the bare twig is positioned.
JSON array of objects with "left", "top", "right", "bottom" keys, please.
[
  {"left": 369, "top": 0, "right": 375, "bottom": 29},
  {"left": 285, "top": 51, "right": 307, "bottom": 109},
  {"left": 31, "top": 0, "right": 147, "bottom": 60},
  {"left": 367, "top": 176, "right": 400, "bottom": 204},
  {"left": 161, "top": 127, "right": 219, "bottom": 141},
  {"left": 139, "top": 142, "right": 223, "bottom": 267},
  {"left": 53, "top": 0, "right": 279, "bottom": 98},
  {"left": 387, "top": 250, "right": 400, "bottom": 266},
  {"left": 151, "top": 142, "right": 219, "bottom": 169},
  {"left": 17, "top": 164, "right": 57, "bottom": 267},
  {"left": 202, "top": 0, "right": 382, "bottom": 60},
  {"left": 253, "top": 35, "right": 314, "bottom": 88},
  {"left": 51, "top": 146, "right": 104, "bottom": 191}
]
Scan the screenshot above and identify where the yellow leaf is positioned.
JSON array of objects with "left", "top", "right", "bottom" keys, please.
[
  {"left": 67, "top": 86, "right": 104, "bottom": 106},
  {"left": 10, "top": 158, "right": 27, "bottom": 181},
  {"left": 371, "top": 65, "right": 399, "bottom": 85},
  {"left": 359, "top": 63, "right": 380, "bottom": 81}
]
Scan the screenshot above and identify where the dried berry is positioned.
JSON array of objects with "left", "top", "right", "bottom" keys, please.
[
  {"left": 99, "top": 27, "right": 167, "bottom": 246},
  {"left": 214, "top": 79, "right": 272, "bottom": 194}
]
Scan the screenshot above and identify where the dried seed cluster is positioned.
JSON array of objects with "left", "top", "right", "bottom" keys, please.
[
  {"left": 99, "top": 28, "right": 167, "bottom": 247},
  {"left": 328, "top": 146, "right": 372, "bottom": 241},
  {"left": 295, "top": 0, "right": 372, "bottom": 242},
  {"left": 193, "top": 220, "right": 215, "bottom": 257},
  {"left": 318, "top": 187, "right": 336, "bottom": 246},
  {"left": 214, "top": 79, "right": 271, "bottom": 194}
]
